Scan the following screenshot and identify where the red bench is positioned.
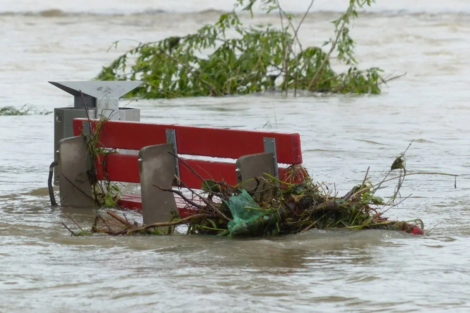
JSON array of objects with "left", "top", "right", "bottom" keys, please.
[{"left": 57, "top": 118, "right": 303, "bottom": 224}]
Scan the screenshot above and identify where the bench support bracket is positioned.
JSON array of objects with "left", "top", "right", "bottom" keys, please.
[
  {"left": 166, "top": 129, "right": 180, "bottom": 183},
  {"left": 263, "top": 137, "right": 279, "bottom": 178}
]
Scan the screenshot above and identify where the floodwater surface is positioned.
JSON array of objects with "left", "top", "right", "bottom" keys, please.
[{"left": 1, "top": 1, "right": 470, "bottom": 312}]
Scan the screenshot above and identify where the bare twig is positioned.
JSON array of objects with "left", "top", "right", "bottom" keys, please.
[
  {"left": 373, "top": 172, "right": 458, "bottom": 188},
  {"left": 344, "top": 185, "right": 369, "bottom": 202},
  {"left": 153, "top": 184, "right": 206, "bottom": 210},
  {"left": 401, "top": 141, "right": 413, "bottom": 157},
  {"left": 102, "top": 217, "right": 114, "bottom": 232},
  {"left": 384, "top": 72, "right": 407, "bottom": 83},
  {"left": 64, "top": 212, "right": 83, "bottom": 231},
  {"left": 107, "top": 210, "right": 132, "bottom": 227},
  {"left": 61, "top": 222, "right": 78, "bottom": 236},
  {"left": 168, "top": 152, "right": 224, "bottom": 198},
  {"left": 123, "top": 213, "right": 131, "bottom": 225},
  {"left": 301, "top": 220, "right": 317, "bottom": 233},
  {"left": 169, "top": 152, "right": 208, "bottom": 187},
  {"left": 380, "top": 194, "right": 413, "bottom": 215},
  {"left": 92, "top": 216, "right": 106, "bottom": 232},
  {"left": 372, "top": 170, "right": 392, "bottom": 195},
  {"left": 62, "top": 175, "right": 96, "bottom": 202},
  {"left": 293, "top": 0, "right": 315, "bottom": 52},
  {"left": 361, "top": 166, "right": 370, "bottom": 188},
  {"left": 174, "top": 177, "right": 232, "bottom": 221},
  {"left": 308, "top": 22, "right": 346, "bottom": 90},
  {"left": 277, "top": 0, "right": 285, "bottom": 33},
  {"left": 127, "top": 214, "right": 211, "bottom": 234}
]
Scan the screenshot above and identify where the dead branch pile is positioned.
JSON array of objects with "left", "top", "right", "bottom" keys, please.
[
  {"left": 65, "top": 145, "right": 437, "bottom": 237},
  {"left": 87, "top": 168, "right": 425, "bottom": 237}
]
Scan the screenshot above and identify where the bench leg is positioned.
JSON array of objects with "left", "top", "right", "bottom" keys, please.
[
  {"left": 58, "top": 136, "right": 96, "bottom": 207},
  {"left": 236, "top": 152, "right": 276, "bottom": 193},
  {"left": 139, "top": 144, "right": 178, "bottom": 227}
]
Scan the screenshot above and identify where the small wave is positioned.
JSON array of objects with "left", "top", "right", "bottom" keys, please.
[
  {"left": 414, "top": 138, "right": 435, "bottom": 144},
  {"left": 0, "top": 8, "right": 167, "bottom": 17},
  {"left": 38, "top": 9, "right": 65, "bottom": 17},
  {"left": 3, "top": 7, "right": 470, "bottom": 18},
  {"left": 0, "top": 9, "right": 220, "bottom": 18}
]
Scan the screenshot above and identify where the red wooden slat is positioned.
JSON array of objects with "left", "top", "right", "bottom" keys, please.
[
  {"left": 97, "top": 154, "right": 139, "bottom": 183},
  {"left": 73, "top": 119, "right": 302, "bottom": 164},
  {"left": 180, "top": 159, "right": 237, "bottom": 188},
  {"left": 94, "top": 154, "right": 298, "bottom": 188},
  {"left": 95, "top": 154, "right": 238, "bottom": 188},
  {"left": 118, "top": 195, "right": 142, "bottom": 210}
]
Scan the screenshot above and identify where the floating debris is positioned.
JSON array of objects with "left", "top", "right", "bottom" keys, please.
[
  {"left": 0, "top": 104, "right": 51, "bottom": 116},
  {"left": 86, "top": 168, "right": 425, "bottom": 237},
  {"left": 63, "top": 153, "right": 446, "bottom": 238}
]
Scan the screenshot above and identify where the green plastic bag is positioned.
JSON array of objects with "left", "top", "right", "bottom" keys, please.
[{"left": 224, "top": 189, "right": 272, "bottom": 237}]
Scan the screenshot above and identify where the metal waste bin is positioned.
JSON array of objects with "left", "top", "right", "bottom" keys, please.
[{"left": 50, "top": 81, "right": 142, "bottom": 185}]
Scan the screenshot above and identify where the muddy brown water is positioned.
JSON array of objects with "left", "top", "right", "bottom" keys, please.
[{"left": 1, "top": 1, "right": 470, "bottom": 312}]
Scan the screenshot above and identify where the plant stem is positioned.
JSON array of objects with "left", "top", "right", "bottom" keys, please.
[{"left": 308, "top": 22, "right": 346, "bottom": 91}]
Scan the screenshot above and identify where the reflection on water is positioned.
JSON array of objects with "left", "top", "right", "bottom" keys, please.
[{"left": 1, "top": 3, "right": 470, "bottom": 312}]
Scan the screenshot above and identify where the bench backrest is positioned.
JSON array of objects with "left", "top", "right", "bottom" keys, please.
[{"left": 73, "top": 118, "right": 303, "bottom": 188}]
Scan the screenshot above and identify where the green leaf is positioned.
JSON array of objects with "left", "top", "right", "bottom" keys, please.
[
  {"left": 201, "top": 180, "right": 221, "bottom": 192},
  {"left": 370, "top": 196, "right": 384, "bottom": 205},
  {"left": 242, "top": 0, "right": 257, "bottom": 17},
  {"left": 76, "top": 230, "right": 92, "bottom": 236},
  {"left": 104, "top": 193, "right": 116, "bottom": 208}
]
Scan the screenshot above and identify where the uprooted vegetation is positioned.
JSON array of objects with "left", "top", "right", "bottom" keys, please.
[
  {"left": 87, "top": 169, "right": 425, "bottom": 237},
  {"left": 62, "top": 139, "right": 458, "bottom": 238},
  {"left": 82, "top": 117, "right": 123, "bottom": 208},
  {"left": 96, "top": 0, "right": 400, "bottom": 98}
]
